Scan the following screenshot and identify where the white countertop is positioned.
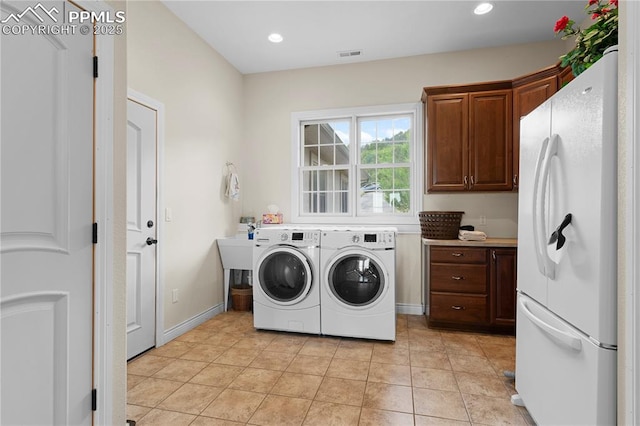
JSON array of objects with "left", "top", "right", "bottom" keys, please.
[{"left": 422, "top": 238, "right": 517, "bottom": 247}]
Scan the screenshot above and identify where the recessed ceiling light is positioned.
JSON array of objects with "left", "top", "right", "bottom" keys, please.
[
  {"left": 268, "top": 33, "right": 283, "bottom": 43},
  {"left": 474, "top": 2, "right": 493, "bottom": 15}
]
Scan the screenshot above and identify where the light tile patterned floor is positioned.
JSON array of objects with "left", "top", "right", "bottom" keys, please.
[{"left": 127, "top": 312, "right": 535, "bottom": 425}]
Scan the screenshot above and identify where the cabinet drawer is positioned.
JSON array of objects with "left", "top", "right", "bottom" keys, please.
[
  {"left": 430, "top": 247, "right": 487, "bottom": 264},
  {"left": 430, "top": 293, "right": 487, "bottom": 323},
  {"left": 430, "top": 264, "right": 487, "bottom": 293}
]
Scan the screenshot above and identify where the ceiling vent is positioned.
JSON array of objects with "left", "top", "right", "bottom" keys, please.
[{"left": 338, "top": 50, "right": 362, "bottom": 58}]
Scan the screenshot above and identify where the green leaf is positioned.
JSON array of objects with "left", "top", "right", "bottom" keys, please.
[{"left": 582, "top": 30, "right": 599, "bottom": 41}]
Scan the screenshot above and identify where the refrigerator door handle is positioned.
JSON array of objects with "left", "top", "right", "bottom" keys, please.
[
  {"left": 532, "top": 137, "right": 550, "bottom": 276},
  {"left": 519, "top": 297, "right": 582, "bottom": 351},
  {"left": 538, "top": 134, "right": 560, "bottom": 279}
]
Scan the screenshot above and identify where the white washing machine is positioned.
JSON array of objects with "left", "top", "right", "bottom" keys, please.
[
  {"left": 320, "top": 228, "right": 396, "bottom": 341},
  {"left": 253, "top": 227, "right": 321, "bottom": 334}
]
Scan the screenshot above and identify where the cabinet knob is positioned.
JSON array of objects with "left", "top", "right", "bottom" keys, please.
[
  {"left": 470, "top": 175, "right": 475, "bottom": 187},
  {"left": 464, "top": 176, "right": 468, "bottom": 187},
  {"left": 451, "top": 276, "right": 463, "bottom": 280},
  {"left": 513, "top": 174, "right": 518, "bottom": 188},
  {"left": 451, "top": 252, "right": 463, "bottom": 257},
  {"left": 451, "top": 305, "right": 465, "bottom": 310}
]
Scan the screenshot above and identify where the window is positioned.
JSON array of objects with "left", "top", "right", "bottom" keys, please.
[{"left": 291, "top": 103, "right": 422, "bottom": 231}]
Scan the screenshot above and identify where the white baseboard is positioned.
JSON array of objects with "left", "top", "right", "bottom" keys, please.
[
  {"left": 396, "top": 303, "right": 425, "bottom": 316},
  {"left": 160, "top": 303, "right": 225, "bottom": 344}
]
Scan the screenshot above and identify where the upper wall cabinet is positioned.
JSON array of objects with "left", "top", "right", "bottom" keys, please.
[
  {"left": 424, "top": 83, "right": 513, "bottom": 192},
  {"left": 557, "top": 65, "right": 575, "bottom": 89},
  {"left": 423, "top": 63, "right": 573, "bottom": 193}
]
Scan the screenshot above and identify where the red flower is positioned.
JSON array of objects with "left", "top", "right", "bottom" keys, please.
[
  {"left": 591, "top": 10, "right": 600, "bottom": 19},
  {"left": 588, "top": 0, "right": 598, "bottom": 5},
  {"left": 610, "top": 0, "right": 618, "bottom": 6},
  {"left": 554, "top": 15, "right": 570, "bottom": 32}
]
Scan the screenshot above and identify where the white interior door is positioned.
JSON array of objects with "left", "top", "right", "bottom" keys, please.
[
  {"left": 0, "top": 1, "right": 94, "bottom": 424},
  {"left": 126, "top": 98, "right": 158, "bottom": 359}
]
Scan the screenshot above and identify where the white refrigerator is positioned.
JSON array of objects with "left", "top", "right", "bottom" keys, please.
[{"left": 515, "top": 47, "right": 618, "bottom": 425}]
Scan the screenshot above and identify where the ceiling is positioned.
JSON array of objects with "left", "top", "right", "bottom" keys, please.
[{"left": 161, "top": 1, "right": 586, "bottom": 75}]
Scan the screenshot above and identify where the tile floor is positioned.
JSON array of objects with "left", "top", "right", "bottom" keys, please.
[{"left": 127, "top": 312, "right": 534, "bottom": 425}]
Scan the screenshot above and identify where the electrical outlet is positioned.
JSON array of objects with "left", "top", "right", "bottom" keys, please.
[
  {"left": 172, "top": 289, "right": 178, "bottom": 303},
  {"left": 480, "top": 215, "right": 487, "bottom": 226}
]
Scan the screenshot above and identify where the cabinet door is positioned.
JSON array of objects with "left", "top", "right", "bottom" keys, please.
[
  {"left": 490, "top": 248, "right": 517, "bottom": 327},
  {"left": 426, "top": 94, "right": 468, "bottom": 192},
  {"left": 513, "top": 76, "right": 557, "bottom": 190},
  {"left": 557, "top": 65, "right": 575, "bottom": 89},
  {"left": 468, "top": 90, "right": 513, "bottom": 191}
]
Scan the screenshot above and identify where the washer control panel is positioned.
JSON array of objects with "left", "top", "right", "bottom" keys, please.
[{"left": 257, "top": 230, "right": 320, "bottom": 246}]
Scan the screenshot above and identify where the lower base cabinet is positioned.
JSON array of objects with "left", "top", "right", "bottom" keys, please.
[
  {"left": 427, "top": 245, "right": 516, "bottom": 334},
  {"left": 490, "top": 248, "right": 517, "bottom": 329}
]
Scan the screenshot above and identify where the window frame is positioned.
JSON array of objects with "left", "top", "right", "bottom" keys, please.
[{"left": 290, "top": 103, "right": 423, "bottom": 233}]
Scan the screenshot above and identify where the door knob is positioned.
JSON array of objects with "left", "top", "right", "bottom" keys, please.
[
  {"left": 147, "top": 220, "right": 154, "bottom": 228},
  {"left": 146, "top": 237, "right": 158, "bottom": 245}
]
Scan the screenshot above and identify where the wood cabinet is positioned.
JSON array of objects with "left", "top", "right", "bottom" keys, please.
[
  {"left": 490, "top": 247, "right": 517, "bottom": 328},
  {"left": 428, "top": 246, "right": 489, "bottom": 328},
  {"left": 427, "top": 245, "right": 516, "bottom": 334},
  {"left": 424, "top": 83, "right": 513, "bottom": 192},
  {"left": 423, "top": 62, "right": 574, "bottom": 193},
  {"left": 557, "top": 65, "right": 575, "bottom": 89},
  {"left": 425, "top": 93, "right": 468, "bottom": 191}
]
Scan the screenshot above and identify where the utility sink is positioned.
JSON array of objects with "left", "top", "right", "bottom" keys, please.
[
  {"left": 217, "top": 236, "right": 254, "bottom": 270},
  {"left": 216, "top": 236, "right": 254, "bottom": 311}
]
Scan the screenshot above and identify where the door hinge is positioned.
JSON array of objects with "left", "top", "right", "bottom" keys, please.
[
  {"left": 92, "top": 222, "right": 98, "bottom": 244},
  {"left": 91, "top": 388, "right": 97, "bottom": 411},
  {"left": 93, "top": 56, "right": 98, "bottom": 78}
]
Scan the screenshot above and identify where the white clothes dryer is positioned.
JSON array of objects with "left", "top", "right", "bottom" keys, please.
[
  {"left": 320, "top": 228, "right": 396, "bottom": 341},
  {"left": 253, "top": 228, "right": 321, "bottom": 334}
]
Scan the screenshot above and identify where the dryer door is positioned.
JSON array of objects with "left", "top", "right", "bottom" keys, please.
[
  {"left": 327, "top": 250, "right": 387, "bottom": 307},
  {"left": 256, "top": 247, "right": 313, "bottom": 305}
]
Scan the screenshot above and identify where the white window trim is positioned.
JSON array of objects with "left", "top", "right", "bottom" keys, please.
[{"left": 291, "top": 103, "right": 423, "bottom": 233}]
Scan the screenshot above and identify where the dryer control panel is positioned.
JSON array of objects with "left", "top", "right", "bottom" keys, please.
[
  {"left": 324, "top": 230, "right": 395, "bottom": 249},
  {"left": 362, "top": 232, "right": 395, "bottom": 247}
]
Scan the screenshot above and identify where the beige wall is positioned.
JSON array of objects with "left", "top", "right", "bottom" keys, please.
[
  {"left": 242, "top": 40, "right": 568, "bottom": 308},
  {"left": 127, "top": 1, "right": 244, "bottom": 330}
]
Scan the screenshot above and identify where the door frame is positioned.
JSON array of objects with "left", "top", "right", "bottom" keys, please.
[
  {"left": 127, "top": 88, "right": 166, "bottom": 350},
  {"left": 73, "top": 0, "right": 114, "bottom": 424}
]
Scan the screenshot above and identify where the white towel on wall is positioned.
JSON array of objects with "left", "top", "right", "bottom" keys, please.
[{"left": 225, "top": 172, "right": 240, "bottom": 201}]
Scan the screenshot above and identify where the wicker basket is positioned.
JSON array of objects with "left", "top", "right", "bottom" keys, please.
[
  {"left": 419, "top": 211, "right": 464, "bottom": 239},
  {"left": 231, "top": 284, "right": 253, "bottom": 311}
]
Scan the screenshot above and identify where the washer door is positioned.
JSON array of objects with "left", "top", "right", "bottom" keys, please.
[
  {"left": 257, "top": 247, "right": 313, "bottom": 305},
  {"left": 327, "top": 250, "right": 387, "bottom": 308}
]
